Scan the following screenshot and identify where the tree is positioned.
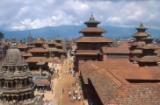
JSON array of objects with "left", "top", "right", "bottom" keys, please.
[{"left": 0, "top": 32, "right": 4, "bottom": 40}]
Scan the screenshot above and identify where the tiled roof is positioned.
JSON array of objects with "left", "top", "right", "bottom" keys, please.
[
  {"left": 21, "top": 52, "right": 32, "bottom": 57},
  {"left": 76, "top": 50, "right": 101, "bottom": 55},
  {"left": 137, "top": 56, "right": 160, "bottom": 63},
  {"left": 47, "top": 48, "right": 65, "bottom": 53},
  {"left": 33, "top": 38, "right": 45, "bottom": 44},
  {"left": 102, "top": 42, "right": 130, "bottom": 54},
  {"left": 155, "top": 49, "right": 160, "bottom": 56},
  {"left": 55, "top": 42, "right": 63, "bottom": 47},
  {"left": 130, "top": 41, "right": 146, "bottom": 48},
  {"left": 47, "top": 40, "right": 56, "bottom": 45},
  {"left": 112, "top": 84, "right": 160, "bottom": 105},
  {"left": 80, "top": 27, "right": 105, "bottom": 33},
  {"left": 47, "top": 40, "right": 63, "bottom": 47},
  {"left": 75, "top": 36, "right": 113, "bottom": 43},
  {"left": 79, "top": 59, "right": 160, "bottom": 105},
  {"left": 80, "top": 61, "right": 122, "bottom": 104},
  {"left": 134, "top": 32, "right": 149, "bottom": 37},
  {"left": 48, "top": 57, "right": 61, "bottom": 64},
  {"left": 17, "top": 43, "right": 28, "bottom": 49},
  {"left": 26, "top": 57, "right": 49, "bottom": 63},
  {"left": 130, "top": 49, "right": 143, "bottom": 54},
  {"left": 28, "top": 48, "right": 49, "bottom": 53},
  {"left": 142, "top": 44, "right": 159, "bottom": 50}
]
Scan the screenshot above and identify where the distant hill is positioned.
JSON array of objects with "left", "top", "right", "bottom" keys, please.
[{"left": 1, "top": 25, "right": 160, "bottom": 40}]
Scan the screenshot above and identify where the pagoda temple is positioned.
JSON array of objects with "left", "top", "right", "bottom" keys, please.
[
  {"left": 46, "top": 39, "right": 65, "bottom": 58},
  {"left": 0, "top": 47, "right": 43, "bottom": 105},
  {"left": 75, "top": 15, "right": 113, "bottom": 61},
  {"left": 136, "top": 38, "right": 160, "bottom": 66},
  {"left": 26, "top": 38, "right": 49, "bottom": 71},
  {"left": 130, "top": 23, "right": 160, "bottom": 66},
  {"left": 129, "top": 23, "right": 150, "bottom": 63}
]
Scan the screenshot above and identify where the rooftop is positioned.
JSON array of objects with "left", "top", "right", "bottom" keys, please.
[
  {"left": 137, "top": 56, "right": 160, "bottom": 63},
  {"left": 134, "top": 32, "right": 150, "bottom": 37},
  {"left": 28, "top": 48, "right": 49, "bottom": 53},
  {"left": 21, "top": 52, "right": 32, "bottom": 57},
  {"left": 79, "top": 59, "right": 160, "bottom": 105},
  {"left": 26, "top": 57, "right": 49, "bottom": 63},
  {"left": 76, "top": 36, "right": 113, "bottom": 43},
  {"left": 142, "top": 43, "right": 160, "bottom": 50},
  {"left": 76, "top": 50, "right": 101, "bottom": 55},
  {"left": 80, "top": 27, "right": 105, "bottom": 33},
  {"left": 33, "top": 38, "right": 45, "bottom": 44},
  {"left": 102, "top": 41, "right": 130, "bottom": 54},
  {"left": 17, "top": 43, "right": 28, "bottom": 49}
]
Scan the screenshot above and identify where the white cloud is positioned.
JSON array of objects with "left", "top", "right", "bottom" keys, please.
[
  {"left": 0, "top": 0, "right": 160, "bottom": 30},
  {"left": 107, "top": 16, "right": 122, "bottom": 24},
  {"left": 11, "top": 12, "right": 79, "bottom": 30}
]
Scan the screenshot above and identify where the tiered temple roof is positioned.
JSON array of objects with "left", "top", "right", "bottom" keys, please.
[
  {"left": 33, "top": 38, "right": 45, "bottom": 45},
  {"left": 46, "top": 40, "right": 65, "bottom": 57},
  {"left": 28, "top": 48, "right": 49, "bottom": 53},
  {"left": 17, "top": 43, "right": 28, "bottom": 49},
  {"left": 75, "top": 15, "right": 113, "bottom": 61},
  {"left": 131, "top": 24, "right": 160, "bottom": 66},
  {"left": 76, "top": 15, "right": 112, "bottom": 43},
  {"left": 136, "top": 43, "right": 160, "bottom": 66},
  {"left": 134, "top": 23, "right": 150, "bottom": 38},
  {"left": 76, "top": 36, "right": 112, "bottom": 43},
  {"left": 129, "top": 23, "right": 159, "bottom": 64}
]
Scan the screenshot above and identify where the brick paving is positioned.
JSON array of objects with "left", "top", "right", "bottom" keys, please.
[
  {"left": 53, "top": 57, "right": 85, "bottom": 105},
  {"left": 35, "top": 57, "right": 87, "bottom": 105}
]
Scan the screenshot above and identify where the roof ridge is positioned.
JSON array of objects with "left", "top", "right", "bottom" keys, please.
[{"left": 91, "top": 63, "right": 123, "bottom": 87}]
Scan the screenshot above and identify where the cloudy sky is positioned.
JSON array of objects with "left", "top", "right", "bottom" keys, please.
[{"left": 0, "top": 0, "right": 160, "bottom": 30}]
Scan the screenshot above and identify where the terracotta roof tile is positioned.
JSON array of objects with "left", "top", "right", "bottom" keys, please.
[
  {"left": 102, "top": 43, "right": 130, "bottom": 54},
  {"left": 76, "top": 36, "right": 113, "bottom": 43},
  {"left": 79, "top": 59, "right": 160, "bottom": 105},
  {"left": 17, "top": 43, "right": 28, "bottom": 49},
  {"left": 130, "top": 49, "right": 143, "bottom": 54},
  {"left": 130, "top": 41, "right": 146, "bottom": 48},
  {"left": 80, "top": 27, "right": 105, "bottom": 33},
  {"left": 137, "top": 56, "right": 160, "bottom": 63},
  {"left": 21, "top": 52, "right": 32, "bottom": 57},
  {"left": 134, "top": 32, "right": 149, "bottom": 37},
  {"left": 47, "top": 48, "right": 65, "bottom": 53},
  {"left": 28, "top": 48, "right": 49, "bottom": 53},
  {"left": 26, "top": 57, "right": 49, "bottom": 63},
  {"left": 142, "top": 44, "right": 160, "bottom": 50},
  {"left": 33, "top": 38, "right": 45, "bottom": 44},
  {"left": 76, "top": 50, "right": 101, "bottom": 55}
]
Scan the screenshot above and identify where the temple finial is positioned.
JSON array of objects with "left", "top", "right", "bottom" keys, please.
[
  {"left": 90, "top": 14, "right": 95, "bottom": 20},
  {"left": 139, "top": 23, "right": 145, "bottom": 28},
  {"left": 136, "top": 23, "right": 147, "bottom": 31}
]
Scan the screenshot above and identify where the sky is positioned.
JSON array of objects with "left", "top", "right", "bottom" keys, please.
[{"left": 0, "top": 0, "right": 160, "bottom": 31}]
